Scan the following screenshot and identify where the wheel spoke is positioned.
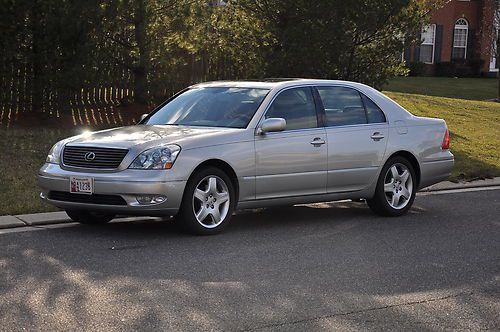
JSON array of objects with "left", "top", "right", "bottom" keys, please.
[
  {"left": 390, "top": 165, "right": 399, "bottom": 180},
  {"left": 384, "top": 181, "right": 394, "bottom": 193},
  {"left": 401, "top": 187, "right": 411, "bottom": 200},
  {"left": 210, "top": 207, "right": 221, "bottom": 224},
  {"left": 208, "top": 177, "right": 217, "bottom": 193},
  {"left": 391, "top": 193, "right": 400, "bottom": 207},
  {"left": 401, "top": 170, "right": 410, "bottom": 184},
  {"left": 194, "top": 188, "right": 206, "bottom": 202},
  {"left": 216, "top": 192, "right": 229, "bottom": 203},
  {"left": 196, "top": 206, "right": 209, "bottom": 222}
]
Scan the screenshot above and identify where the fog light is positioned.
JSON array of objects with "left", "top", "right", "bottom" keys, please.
[{"left": 136, "top": 195, "right": 166, "bottom": 205}]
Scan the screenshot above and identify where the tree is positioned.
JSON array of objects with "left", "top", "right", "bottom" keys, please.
[
  {"left": 493, "top": 0, "right": 500, "bottom": 100},
  {"left": 234, "top": 0, "right": 442, "bottom": 88}
]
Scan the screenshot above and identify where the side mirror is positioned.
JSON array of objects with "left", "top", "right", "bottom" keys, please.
[
  {"left": 139, "top": 114, "right": 148, "bottom": 123},
  {"left": 259, "top": 118, "right": 286, "bottom": 134}
]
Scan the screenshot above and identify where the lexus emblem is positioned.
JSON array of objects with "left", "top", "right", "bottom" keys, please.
[{"left": 84, "top": 152, "right": 96, "bottom": 161}]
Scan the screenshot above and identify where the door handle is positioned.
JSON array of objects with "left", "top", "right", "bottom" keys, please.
[
  {"left": 310, "top": 137, "right": 326, "bottom": 147},
  {"left": 370, "top": 132, "right": 385, "bottom": 141}
]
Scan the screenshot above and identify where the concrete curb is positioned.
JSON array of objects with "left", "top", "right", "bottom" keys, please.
[
  {"left": 15, "top": 211, "right": 70, "bottom": 226},
  {"left": 420, "top": 177, "right": 500, "bottom": 192},
  {"left": 0, "top": 215, "right": 27, "bottom": 229},
  {"left": 0, "top": 177, "right": 499, "bottom": 230}
]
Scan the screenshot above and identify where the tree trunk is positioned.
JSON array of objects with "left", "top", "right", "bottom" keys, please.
[
  {"left": 31, "top": 0, "right": 44, "bottom": 113},
  {"left": 133, "top": 0, "right": 148, "bottom": 104}
]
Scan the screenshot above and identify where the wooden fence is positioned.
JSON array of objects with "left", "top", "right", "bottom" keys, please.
[{"left": 0, "top": 62, "right": 192, "bottom": 128}]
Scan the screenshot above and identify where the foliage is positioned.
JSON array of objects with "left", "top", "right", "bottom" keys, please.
[
  {"left": 235, "top": 0, "right": 438, "bottom": 88},
  {"left": 0, "top": 0, "right": 441, "bottom": 110},
  {"left": 407, "top": 61, "right": 427, "bottom": 76}
]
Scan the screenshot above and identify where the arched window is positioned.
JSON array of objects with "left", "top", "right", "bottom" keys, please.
[{"left": 452, "top": 18, "right": 468, "bottom": 60}]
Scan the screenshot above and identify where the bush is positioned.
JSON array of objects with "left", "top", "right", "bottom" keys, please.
[
  {"left": 435, "top": 62, "right": 456, "bottom": 77},
  {"left": 407, "top": 62, "right": 426, "bottom": 76},
  {"left": 436, "top": 60, "right": 484, "bottom": 77}
]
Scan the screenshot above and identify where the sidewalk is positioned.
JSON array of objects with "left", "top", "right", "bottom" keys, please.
[{"left": 1, "top": 177, "right": 499, "bottom": 230}]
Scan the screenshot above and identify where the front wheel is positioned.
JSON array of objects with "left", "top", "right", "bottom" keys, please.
[
  {"left": 176, "top": 167, "right": 235, "bottom": 235},
  {"left": 65, "top": 210, "right": 115, "bottom": 224},
  {"left": 367, "top": 156, "right": 417, "bottom": 217}
]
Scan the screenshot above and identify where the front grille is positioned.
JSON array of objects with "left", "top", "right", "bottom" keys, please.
[
  {"left": 63, "top": 146, "right": 128, "bottom": 169},
  {"left": 48, "top": 191, "right": 127, "bottom": 206}
]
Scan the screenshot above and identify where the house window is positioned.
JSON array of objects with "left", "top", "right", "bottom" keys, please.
[
  {"left": 420, "top": 24, "right": 436, "bottom": 64},
  {"left": 452, "top": 18, "right": 468, "bottom": 60}
]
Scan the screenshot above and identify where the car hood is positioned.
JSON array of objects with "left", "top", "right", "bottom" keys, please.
[{"left": 65, "top": 125, "right": 245, "bottom": 150}]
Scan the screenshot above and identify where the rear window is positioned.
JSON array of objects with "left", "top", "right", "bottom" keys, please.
[
  {"left": 317, "top": 87, "right": 367, "bottom": 126},
  {"left": 316, "top": 86, "right": 386, "bottom": 126}
]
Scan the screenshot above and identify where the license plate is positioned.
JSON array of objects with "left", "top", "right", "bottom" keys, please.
[{"left": 70, "top": 176, "right": 94, "bottom": 194}]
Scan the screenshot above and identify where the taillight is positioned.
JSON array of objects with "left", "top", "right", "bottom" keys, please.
[{"left": 441, "top": 129, "right": 450, "bottom": 150}]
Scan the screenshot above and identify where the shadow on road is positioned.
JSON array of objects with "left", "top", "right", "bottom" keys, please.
[{"left": 0, "top": 194, "right": 499, "bottom": 330}]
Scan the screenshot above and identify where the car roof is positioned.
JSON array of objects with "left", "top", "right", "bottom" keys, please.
[{"left": 191, "top": 79, "right": 367, "bottom": 90}]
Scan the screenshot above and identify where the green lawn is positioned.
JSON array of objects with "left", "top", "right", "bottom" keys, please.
[
  {"left": 384, "top": 77, "right": 498, "bottom": 101},
  {"left": 386, "top": 92, "right": 500, "bottom": 181},
  {"left": 0, "top": 128, "right": 78, "bottom": 215}
]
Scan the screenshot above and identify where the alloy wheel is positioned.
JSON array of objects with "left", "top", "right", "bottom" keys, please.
[
  {"left": 192, "top": 175, "right": 230, "bottom": 228},
  {"left": 383, "top": 163, "right": 413, "bottom": 210}
]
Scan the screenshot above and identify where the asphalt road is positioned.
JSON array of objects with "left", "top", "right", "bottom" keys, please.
[{"left": 0, "top": 189, "right": 499, "bottom": 331}]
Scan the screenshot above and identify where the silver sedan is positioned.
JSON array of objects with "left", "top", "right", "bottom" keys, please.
[{"left": 38, "top": 79, "right": 454, "bottom": 234}]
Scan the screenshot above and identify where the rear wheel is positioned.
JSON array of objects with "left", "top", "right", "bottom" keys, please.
[
  {"left": 66, "top": 210, "right": 115, "bottom": 224},
  {"left": 367, "top": 156, "right": 416, "bottom": 216},
  {"left": 177, "top": 167, "right": 235, "bottom": 235}
]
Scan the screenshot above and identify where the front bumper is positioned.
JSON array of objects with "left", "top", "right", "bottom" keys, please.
[{"left": 38, "top": 163, "right": 187, "bottom": 216}]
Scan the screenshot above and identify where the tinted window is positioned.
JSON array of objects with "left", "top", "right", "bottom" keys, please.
[
  {"left": 145, "top": 87, "right": 269, "bottom": 128},
  {"left": 362, "top": 94, "right": 386, "bottom": 123},
  {"left": 317, "top": 87, "right": 367, "bottom": 126},
  {"left": 266, "top": 87, "right": 317, "bottom": 130}
]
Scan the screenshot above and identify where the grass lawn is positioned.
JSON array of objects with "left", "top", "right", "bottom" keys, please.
[
  {"left": 384, "top": 77, "right": 498, "bottom": 101},
  {"left": 0, "top": 89, "right": 499, "bottom": 216},
  {"left": 0, "top": 128, "right": 79, "bottom": 215},
  {"left": 386, "top": 92, "right": 500, "bottom": 181}
]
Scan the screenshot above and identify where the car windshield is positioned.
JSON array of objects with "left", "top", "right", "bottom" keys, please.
[{"left": 144, "top": 87, "right": 270, "bottom": 128}]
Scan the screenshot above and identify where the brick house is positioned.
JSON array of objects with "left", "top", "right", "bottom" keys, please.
[{"left": 406, "top": 0, "right": 499, "bottom": 77}]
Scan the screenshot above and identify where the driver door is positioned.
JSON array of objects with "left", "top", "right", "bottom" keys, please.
[{"left": 254, "top": 87, "right": 327, "bottom": 199}]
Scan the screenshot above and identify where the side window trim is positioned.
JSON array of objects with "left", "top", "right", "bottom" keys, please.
[
  {"left": 258, "top": 85, "right": 322, "bottom": 132},
  {"left": 313, "top": 85, "right": 388, "bottom": 128},
  {"left": 360, "top": 93, "right": 387, "bottom": 124},
  {"left": 358, "top": 90, "right": 370, "bottom": 124},
  {"left": 311, "top": 87, "right": 326, "bottom": 127}
]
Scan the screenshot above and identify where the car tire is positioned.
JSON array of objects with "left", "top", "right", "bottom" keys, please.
[
  {"left": 66, "top": 210, "right": 115, "bottom": 224},
  {"left": 177, "top": 167, "right": 236, "bottom": 235},
  {"left": 367, "top": 156, "right": 417, "bottom": 217}
]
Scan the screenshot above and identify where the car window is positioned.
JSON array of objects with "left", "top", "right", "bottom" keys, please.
[
  {"left": 145, "top": 87, "right": 269, "bottom": 128},
  {"left": 265, "top": 87, "right": 318, "bottom": 130},
  {"left": 361, "top": 94, "right": 386, "bottom": 123},
  {"left": 317, "top": 87, "right": 367, "bottom": 126}
]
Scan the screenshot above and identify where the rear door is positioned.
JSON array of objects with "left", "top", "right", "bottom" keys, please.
[
  {"left": 255, "top": 87, "right": 327, "bottom": 199},
  {"left": 315, "top": 86, "right": 388, "bottom": 193}
]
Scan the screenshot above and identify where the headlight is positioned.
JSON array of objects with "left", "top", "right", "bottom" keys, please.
[
  {"left": 46, "top": 141, "right": 65, "bottom": 164},
  {"left": 129, "top": 144, "right": 181, "bottom": 170}
]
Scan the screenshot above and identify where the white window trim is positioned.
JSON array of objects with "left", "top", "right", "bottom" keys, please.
[
  {"left": 490, "top": 28, "right": 499, "bottom": 72},
  {"left": 420, "top": 24, "right": 436, "bottom": 64},
  {"left": 453, "top": 18, "right": 469, "bottom": 60}
]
